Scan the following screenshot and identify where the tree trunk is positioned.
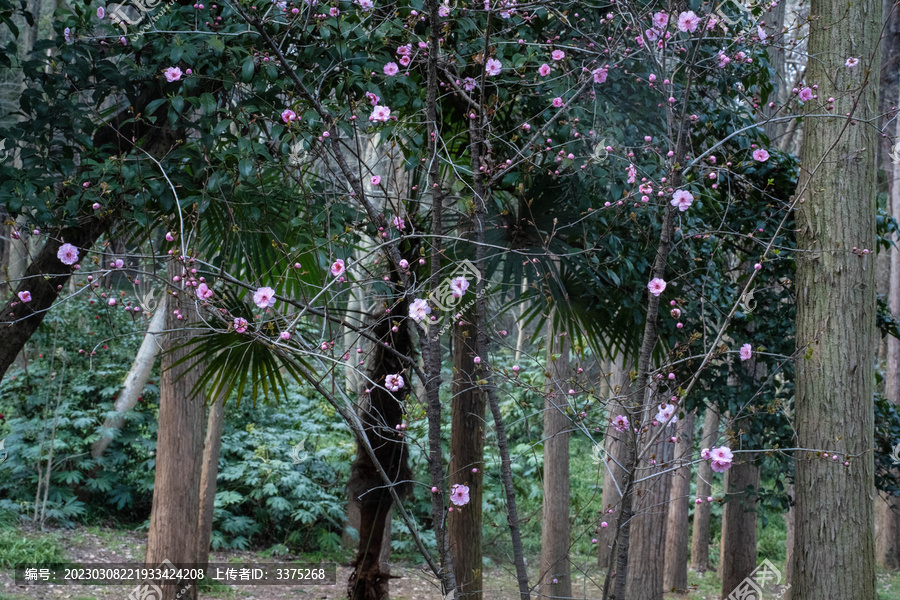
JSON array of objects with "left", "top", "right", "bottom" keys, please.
[
  {"left": 196, "top": 392, "right": 226, "bottom": 566},
  {"left": 92, "top": 295, "right": 168, "bottom": 459},
  {"left": 690, "top": 406, "right": 720, "bottom": 573},
  {"left": 539, "top": 327, "right": 571, "bottom": 598},
  {"left": 785, "top": 483, "right": 795, "bottom": 592},
  {"left": 347, "top": 297, "right": 412, "bottom": 600},
  {"left": 597, "top": 354, "right": 630, "bottom": 569},
  {"left": 663, "top": 411, "right": 695, "bottom": 592},
  {"left": 719, "top": 456, "right": 761, "bottom": 597},
  {"left": 145, "top": 266, "right": 207, "bottom": 600},
  {"left": 793, "top": 0, "right": 880, "bottom": 593},
  {"left": 449, "top": 316, "right": 485, "bottom": 600},
  {"left": 625, "top": 400, "right": 674, "bottom": 600}
]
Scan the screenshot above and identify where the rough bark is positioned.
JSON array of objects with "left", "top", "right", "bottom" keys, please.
[
  {"left": 597, "top": 354, "right": 630, "bottom": 569},
  {"left": 785, "top": 483, "right": 795, "bottom": 589},
  {"left": 449, "top": 317, "right": 485, "bottom": 600},
  {"left": 719, "top": 456, "right": 761, "bottom": 597},
  {"left": 538, "top": 327, "right": 571, "bottom": 598},
  {"left": 625, "top": 401, "right": 675, "bottom": 600},
  {"left": 663, "top": 411, "right": 695, "bottom": 592},
  {"left": 793, "top": 0, "right": 881, "bottom": 593},
  {"left": 92, "top": 295, "right": 168, "bottom": 459},
  {"left": 690, "top": 406, "right": 720, "bottom": 573},
  {"left": 347, "top": 298, "right": 412, "bottom": 600},
  {"left": 196, "top": 393, "right": 226, "bottom": 567},
  {"left": 144, "top": 268, "right": 207, "bottom": 600}
]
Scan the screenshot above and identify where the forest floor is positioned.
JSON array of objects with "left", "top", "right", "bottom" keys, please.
[{"left": 0, "top": 525, "right": 899, "bottom": 600}]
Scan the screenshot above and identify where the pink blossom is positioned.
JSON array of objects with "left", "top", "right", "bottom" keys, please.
[
  {"left": 613, "top": 414, "right": 629, "bottom": 433},
  {"left": 385, "top": 373, "right": 404, "bottom": 392},
  {"left": 57, "top": 243, "right": 79, "bottom": 265},
  {"left": 17, "top": 290, "right": 31, "bottom": 303},
  {"left": 399, "top": 55, "right": 411, "bottom": 67},
  {"left": 253, "top": 286, "right": 276, "bottom": 308},
  {"left": 438, "top": 2, "right": 450, "bottom": 16},
  {"left": 371, "top": 175, "right": 382, "bottom": 185},
  {"left": 485, "top": 58, "right": 502, "bottom": 76},
  {"left": 393, "top": 216, "right": 406, "bottom": 230},
  {"left": 166, "top": 231, "right": 176, "bottom": 241},
  {"left": 164, "top": 67, "right": 183, "bottom": 82},
  {"left": 329, "top": 7, "right": 339, "bottom": 16},
  {"left": 397, "top": 44, "right": 412, "bottom": 56},
  {"left": 331, "top": 259, "right": 346, "bottom": 277},
  {"left": 626, "top": 163, "right": 637, "bottom": 184},
  {"left": 409, "top": 298, "right": 432, "bottom": 322},
  {"left": 740, "top": 343, "right": 752, "bottom": 361},
  {"left": 677, "top": 10, "right": 700, "bottom": 33},
  {"left": 356, "top": 0, "right": 373, "bottom": 10},
  {"left": 845, "top": 57, "right": 859, "bottom": 68},
  {"left": 366, "top": 92, "right": 380, "bottom": 106},
  {"left": 670, "top": 189, "right": 694, "bottom": 211},
  {"left": 370, "top": 105, "right": 391, "bottom": 122},
  {"left": 280, "top": 331, "right": 291, "bottom": 340},
  {"left": 450, "top": 276, "right": 470, "bottom": 298},
  {"left": 709, "top": 446, "right": 734, "bottom": 472},
  {"left": 450, "top": 484, "right": 470, "bottom": 506},
  {"left": 383, "top": 62, "right": 399, "bottom": 76},
  {"left": 64, "top": 27, "right": 72, "bottom": 42},
  {"left": 753, "top": 148, "right": 770, "bottom": 162},
  {"left": 718, "top": 51, "right": 731, "bottom": 68},
  {"left": 798, "top": 87, "right": 813, "bottom": 101},
  {"left": 197, "top": 283, "right": 214, "bottom": 299},
  {"left": 552, "top": 97, "right": 563, "bottom": 108},
  {"left": 652, "top": 11, "right": 668, "bottom": 30},
  {"left": 233, "top": 317, "right": 249, "bottom": 333},
  {"left": 282, "top": 109, "right": 297, "bottom": 124},
  {"left": 757, "top": 25, "right": 767, "bottom": 40},
  {"left": 592, "top": 68, "right": 608, "bottom": 84},
  {"left": 538, "top": 63, "right": 551, "bottom": 76},
  {"left": 463, "top": 77, "right": 478, "bottom": 91},
  {"left": 97, "top": 6, "right": 105, "bottom": 18},
  {"left": 655, "top": 403, "right": 678, "bottom": 425},
  {"left": 114, "top": 258, "right": 124, "bottom": 269},
  {"left": 701, "top": 447, "right": 710, "bottom": 460},
  {"left": 647, "top": 277, "right": 667, "bottom": 297},
  {"left": 551, "top": 49, "right": 565, "bottom": 61}
]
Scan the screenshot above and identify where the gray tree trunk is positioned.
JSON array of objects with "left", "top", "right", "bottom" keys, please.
[
  {"left": 625, "top": 397, "right": 675, "bottom": 600},
  {"left": 539, "top": 326, "right": 571, "bottom": 598},
  {"left": 719, "top": 456, "right": 761, "bottom": 597},
  {"left": 92, "top": 295, "right": 167, "bottom": 459},
  {"left": 597, "top": 354, "right": 630, "bottom": 569},
  {"left": 793, "top": 0, "right": 881, "bottom": 592},
  {"left": 663, "top": 411, "right": 695, "bottom": 591},
  {"left": 196, "top": 393, "right": 226, "bottom": 566},
  {"left": 690, "top": 406, "right": 720, "bottom": 573}
]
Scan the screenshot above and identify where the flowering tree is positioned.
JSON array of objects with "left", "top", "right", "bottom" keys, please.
[{"left": 0, "top": 0, "right": 893, "bottom": 598}]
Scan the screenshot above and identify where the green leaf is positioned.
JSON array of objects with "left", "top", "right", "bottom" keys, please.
[
  {"left": 200, "top": 92, "right": 216, "bottom": 115},
  {"left": 241, "top": 58, "right": 255, "bottom": 83},
  {"left": 238, "top": 158, "right": 253, "bottom": 178}
]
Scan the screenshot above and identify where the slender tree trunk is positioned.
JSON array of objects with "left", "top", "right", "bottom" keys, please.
[
  {"left": 196, "top": 393, "right": 226, "bottom": 566},
  {"left": 449, "top": 316, "right": 485, "bottom": 600},
  {"left": 793, "top": 0, "right": 880, "bottom": 593},
  {"left": 145, "top": 265, "right": 207, "bottom": 600},
  {"left": 719, "top": 456, "right": 761, "bottom": 597},
  {"left": 663, "top": 411, "right": 695, "bottom": 591},
  {"left": 539, "top": 326, "right": 571, "bottom": 598},
  {"left": 690, "top": 406, "right": 720, "bottom": 573},
  {"left": 785, "top": 483, "right": 795, "bottom": 592},
  {"left": 625, "top": 399, "right": 675, "bottom": 600},
  {"left": 598, "top": 354, "right": 629, "bottom": 569},
  {"left": 92, "top": 295, "right": 167, "bottom": 459}
]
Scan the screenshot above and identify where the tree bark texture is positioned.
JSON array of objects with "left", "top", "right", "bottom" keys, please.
[
  {"left": 663, "top": 411, "right": 695, "bottom": 592},
  {"left": 539, "top": 327, "right": 572, "bottom": 599},
  {"left": 719, "top": 456, "right": 761, "bottom": 597},
  {"left": 449, "top": 317, "right": 486, "bottom": 600},
  {"left": 793, "top": 0, "right": 881, "bottom": 593}
]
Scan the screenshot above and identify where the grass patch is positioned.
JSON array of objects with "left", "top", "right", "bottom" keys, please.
[{"left": 0, "top": 528, "right": 66, "bottom": 568}]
